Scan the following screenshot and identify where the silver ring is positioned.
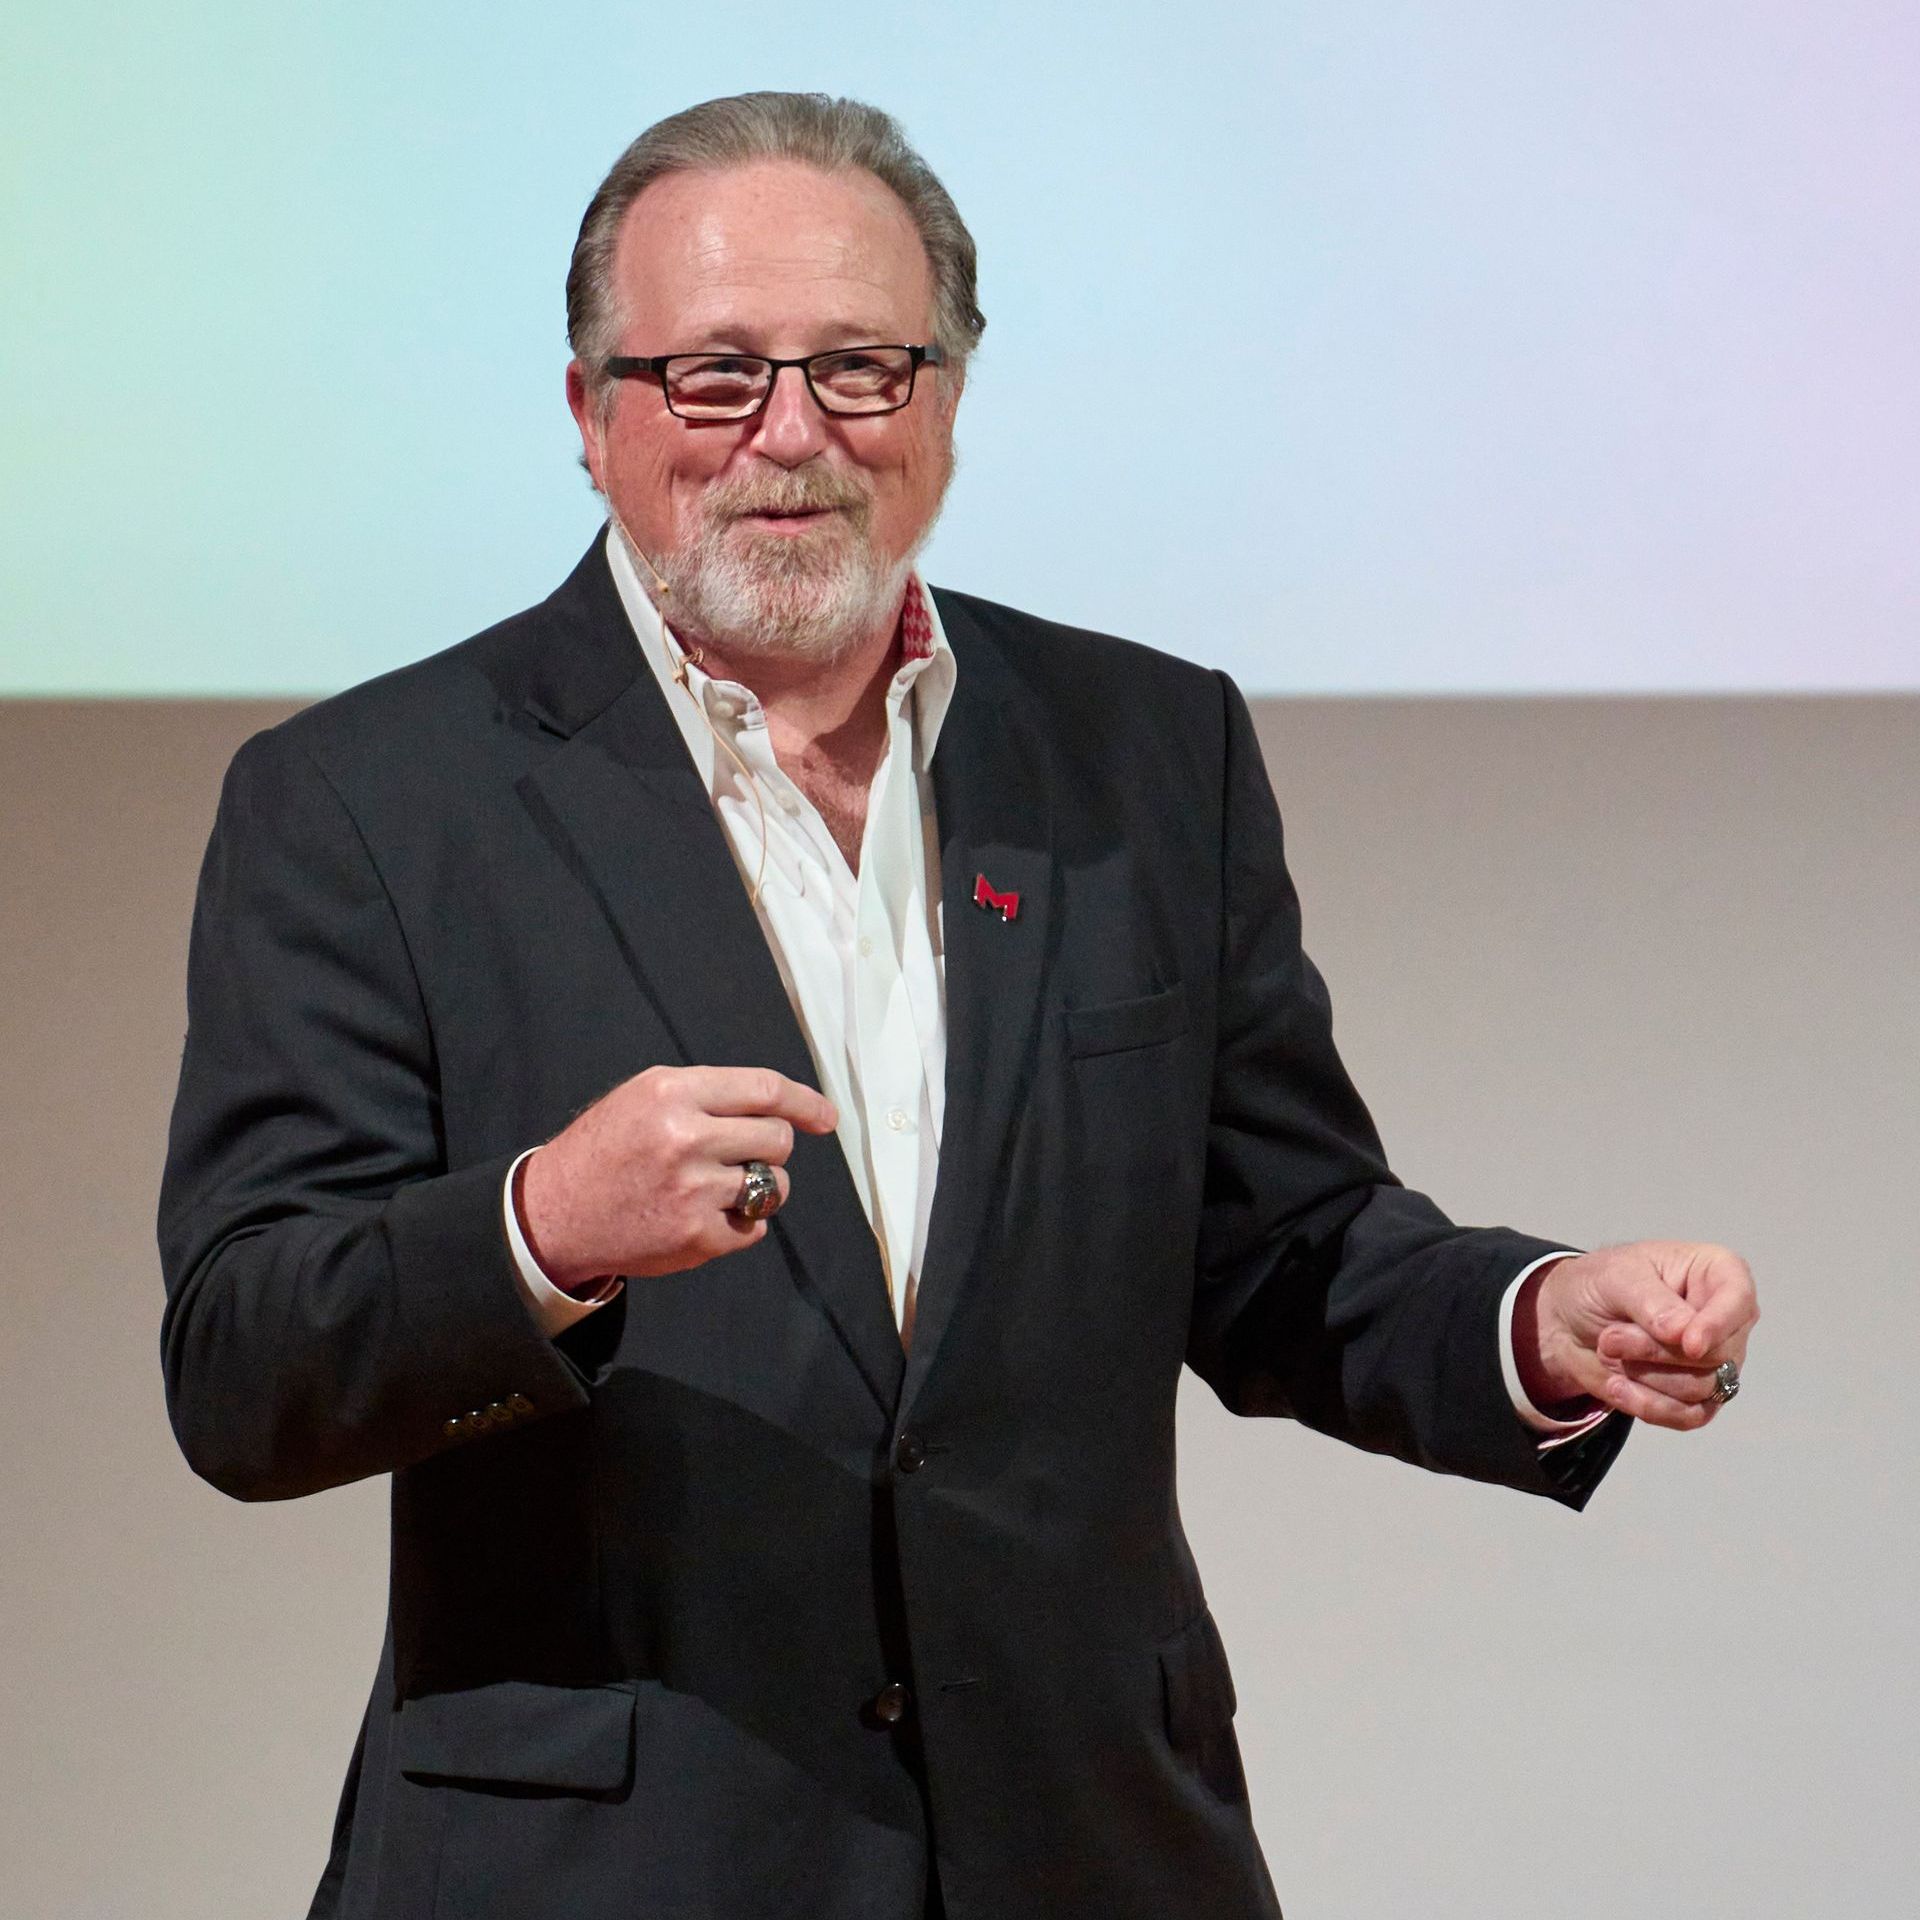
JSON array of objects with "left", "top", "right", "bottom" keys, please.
[
  {"left": 1711, "top": 1359, "right": 1741, "bottom": 1406},
  {"left": 733, "top": 1159, "right": 781, "bottom": 1221}
]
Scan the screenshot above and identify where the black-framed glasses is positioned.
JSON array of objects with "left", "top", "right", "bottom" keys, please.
[{"left": 601, "top": 343, "right": 945, "bottom": 421}]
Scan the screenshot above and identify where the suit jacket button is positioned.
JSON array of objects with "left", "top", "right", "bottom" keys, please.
[
  {"left": 487, "top": 1400, "right": 513, "bottom": 1424},
  {"left": 443, "top": 1416, "right": 465, "bottom": 1438},
  {"left": 893, "top": 1432, "right": 927, "bottom": 1474},
  {"left": 508, "top": 1394, "right": 534, "bottom": 1416},
  {"left": 468, "top": 1407, "right": 492, "bottom": 1429},
  {"left": 874, "top": 1682, "right": 912, "bottom": 1725}
]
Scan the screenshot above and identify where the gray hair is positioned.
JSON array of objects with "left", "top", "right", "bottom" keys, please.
[{"left": 567, "top": 92, "right": 985, "bottom": 419}]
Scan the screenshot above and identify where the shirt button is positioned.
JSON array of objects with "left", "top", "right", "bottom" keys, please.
[
  {"left": 886, "top": 1107, "right": 911, "bottom": 1133},
  {"left": 858, "top": 936, "right": 874, "bottom": 958}
]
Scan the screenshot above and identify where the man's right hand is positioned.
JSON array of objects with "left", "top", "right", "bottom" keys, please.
[{"left": 514, "top": 1066, "right": 838, "bottom": 1294}]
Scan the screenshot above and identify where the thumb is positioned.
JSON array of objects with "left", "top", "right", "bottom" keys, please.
[{"left": 1608, "top": 1251, "right": 1697, "bottom": 1350}]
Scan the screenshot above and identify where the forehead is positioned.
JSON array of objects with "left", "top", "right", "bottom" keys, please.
[{"left": 611, "top": 160, "right": 936, "bottom": 346}]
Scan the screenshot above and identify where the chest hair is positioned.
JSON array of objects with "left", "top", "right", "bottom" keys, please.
[{"left": 784, "top": 758, "right": 871, "bottom": 876}]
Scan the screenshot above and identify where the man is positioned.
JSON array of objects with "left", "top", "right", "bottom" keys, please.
[{"left": 159, "top": 93, "right": 1758, "bottom": 1920}]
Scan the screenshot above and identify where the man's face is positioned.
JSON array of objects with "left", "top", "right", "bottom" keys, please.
[{"left": 567, "top": 160, "right": 961, "bottom": 660}]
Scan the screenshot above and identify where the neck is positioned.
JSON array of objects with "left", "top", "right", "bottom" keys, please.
[
  {"left": 695, "top": 610, "right": 903, "bottom": 769},
  {"left": 704, "top": 620, "right": 905, "bottom": 878}
]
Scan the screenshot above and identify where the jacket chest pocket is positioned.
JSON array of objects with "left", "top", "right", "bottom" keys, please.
[
  {"left": 1053, "top": 981, "right": 1200, "bottom": 1236},
  {"left": 1065, "top": 982, "right": 1188, "bottom": 1060}
]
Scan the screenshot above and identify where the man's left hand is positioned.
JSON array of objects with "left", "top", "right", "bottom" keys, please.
[{"left": 1525, "top": 1242, "right": 1760, "bottom": 1431}]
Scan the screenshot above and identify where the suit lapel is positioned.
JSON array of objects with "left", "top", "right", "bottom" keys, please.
[
  {"left": 510, "top": 548, "right": 904, "bottom": 1417},
  {"left": 902, "top": 599, "right": 1056, "bottom": 1412}
]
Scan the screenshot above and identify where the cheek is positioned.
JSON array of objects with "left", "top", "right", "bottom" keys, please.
[
  {"left": 605, "top": 427, "right": 719, "bottom": 542},
  {"left": 865, "top": 423, "right": 951, "bottom": 543}
]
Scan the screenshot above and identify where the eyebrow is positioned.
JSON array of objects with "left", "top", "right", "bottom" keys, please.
[{"left": 676, "top": 319, "right": 918, "bottom": 353}]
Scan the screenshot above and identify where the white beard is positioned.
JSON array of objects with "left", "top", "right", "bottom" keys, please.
[
  {"left": 610, "top": 446, "right": 953, "bottom": 666},
  {"left": 656, "top": 515, "right": 916, "bottom": 668}
]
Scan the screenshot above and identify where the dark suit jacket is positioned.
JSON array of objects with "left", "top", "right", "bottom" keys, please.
[{"left": 159, "top": 539, "right": 1625, "bottom": 1920}]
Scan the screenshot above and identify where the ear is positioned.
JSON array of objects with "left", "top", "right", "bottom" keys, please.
[{"left": 565, "top": 360, "right": 607, "bottom": 492}]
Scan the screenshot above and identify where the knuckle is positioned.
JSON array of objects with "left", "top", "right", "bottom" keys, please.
[{"left": 635, "top": 1073, "right": 683, "bottom": 1125}]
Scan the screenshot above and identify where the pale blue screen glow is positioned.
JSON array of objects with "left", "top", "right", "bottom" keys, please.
[{"left": 2, "top": 1, "right": 1915, "bottom": 694}]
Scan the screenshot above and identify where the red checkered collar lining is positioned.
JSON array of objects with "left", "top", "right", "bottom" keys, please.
[{"left": 898, "top": 575, "right": 935, "bottom": 662}]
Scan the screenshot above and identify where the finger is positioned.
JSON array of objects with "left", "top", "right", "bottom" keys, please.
[
  {"left": 712, "top": 1159, "right": 792, "bottom": 1216},
  {"left": 1611, "top": 1262, "right": 1699, "bottom": 1351},
  {"left": 1596, "top": 1324, "right": 1671, "bottom": 1365},
  {"left": 1606, "top": 1359, "right": 1721, "bottom": 1404},
  {"left": 691, "top": 1067, "right": 838, "bottom": 1133},
  {"left": 1678, "top": 1252, "right": 1759, "bottom": 1361},
  {"left": 1598, "top": 1320, "right": 1749, "bottom": 1371},
  {"left": 1597, "top": 1371, "right": 1716, "bottom": 1431},
  {"left": 703, "top": 1115, "right": 798, "bottom": 1168},
  {"left": 712, "top": 1213, "right": 771, "bottom": 1253},
  {"left": 695, "top": 1164, "right": 792, "bottom": 1259}
]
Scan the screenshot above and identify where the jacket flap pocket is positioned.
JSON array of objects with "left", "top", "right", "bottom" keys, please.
[
  {"left": 1158, "top": 1608, "right": 1237, "bottom": 1746},
  {"left": 396, "top": 1680, "right": 638, "bottom": 1789},
  {"left": 1066, "top": 983, "right": 1188, "bottom": 1060}
]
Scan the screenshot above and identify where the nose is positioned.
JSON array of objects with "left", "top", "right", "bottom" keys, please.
[{"left": 747, "top": 362, "right": 834, "bottom": 468}]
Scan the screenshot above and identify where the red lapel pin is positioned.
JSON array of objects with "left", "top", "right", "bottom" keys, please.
[{"left": 973, "top": 873, "right": 1020, "bottom": 922}]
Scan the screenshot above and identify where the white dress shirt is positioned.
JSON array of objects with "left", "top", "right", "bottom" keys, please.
[{"left": 504, "top": 525, "right": 1605, "bottom": 1438}]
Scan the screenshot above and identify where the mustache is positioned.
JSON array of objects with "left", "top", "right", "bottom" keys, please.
[{"left": 703, "top": 469, "right": 872, "bottom": 521}]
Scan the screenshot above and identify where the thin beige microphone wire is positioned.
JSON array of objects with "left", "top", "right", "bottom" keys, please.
[{"left": 613, "top": 516, "right": 773, "bottom": 910}]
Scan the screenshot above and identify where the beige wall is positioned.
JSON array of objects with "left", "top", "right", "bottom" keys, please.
[{"left": 2, "top": 695, "right": 1912, "bottom": 1917}]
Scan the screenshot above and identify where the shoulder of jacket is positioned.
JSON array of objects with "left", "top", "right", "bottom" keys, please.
[
  {"left": 233, "top": 592, "right": 578, "bottom": 806},
  {"left": 928, "top": 585, "right": 1224, "bottom": 711}
]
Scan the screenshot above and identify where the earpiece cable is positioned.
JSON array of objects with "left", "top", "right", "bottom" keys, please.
[
  {"left": 616, "top": 513, "right": 773, "bottom": 911},
  {"left": 669, "top": 640, "right": 772, "bottom": 911}
]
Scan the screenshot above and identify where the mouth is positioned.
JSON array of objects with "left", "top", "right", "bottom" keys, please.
[{"left": 731, "top": 506, "right": 846, "bottom": 536}]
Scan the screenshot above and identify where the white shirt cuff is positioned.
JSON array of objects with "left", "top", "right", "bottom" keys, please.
[
  {"left": 1500, "top": 1251, "right": 1612, "bottom": 1450},
  {"left": 502, "top": 1148, "right": 623, "bottom": 1337}
]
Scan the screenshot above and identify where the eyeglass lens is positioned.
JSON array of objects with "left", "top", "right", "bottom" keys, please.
[{"left": 666, "top": 348, "right": 918, "bottom": 419}]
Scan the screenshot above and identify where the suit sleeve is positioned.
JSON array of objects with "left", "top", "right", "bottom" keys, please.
[
  {"left": 1186, "top": 675, "right": 1625, "bottom": 1507},
  {"left": 157, "top": 728, "right": 589, "bottom": 1502}
]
